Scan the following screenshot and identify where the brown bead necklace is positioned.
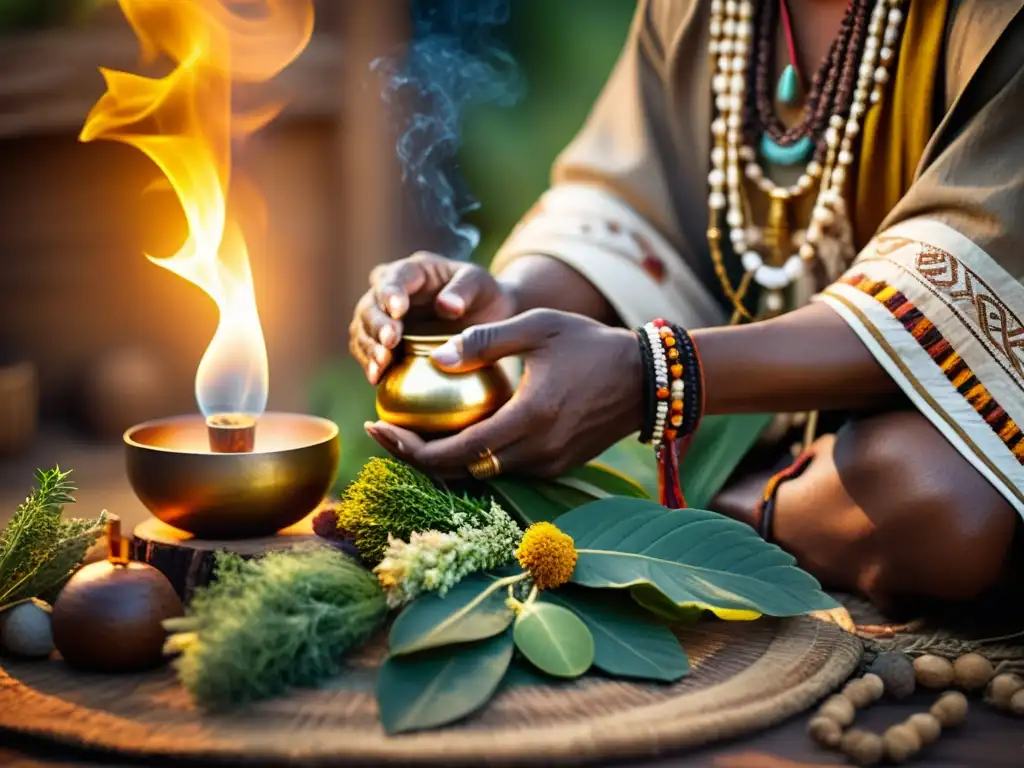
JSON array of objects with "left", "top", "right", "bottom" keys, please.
[{"left": 747, "top": 0, "right": 872, "bottom": 151}]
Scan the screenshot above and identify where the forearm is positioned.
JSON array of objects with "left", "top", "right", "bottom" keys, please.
[
  {"left": 495, "top": 254, "right": 620, "bottom": 326},
  {"left": 693, "top": 302, "right": 900, "bottom": 415}
]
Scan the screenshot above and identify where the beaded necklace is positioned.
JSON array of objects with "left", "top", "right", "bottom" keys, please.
[{"left": 707, "top": 0, "right": 907, "bottom": 321}]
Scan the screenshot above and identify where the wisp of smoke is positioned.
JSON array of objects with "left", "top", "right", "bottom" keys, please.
[{"left": 373, "top": 0, "right": 523, "bottom": 260}]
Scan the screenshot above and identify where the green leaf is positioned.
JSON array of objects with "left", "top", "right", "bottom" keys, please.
[
  {"left": 531, "top": 480, "right": 594, "bottom": 510},
  {"left": 595, "top": 440, "right": 660, "bottom": 499},
  {"left": 513, "top": 601, "right": 594, "bottom": 679},
  {"left": 485, "top": 477, "right": 570, "bottom": 526},
  {"left": 558, "top": 498, "right": 839, "bottom": 618},
  {"left": 389, "top": 571, "right": 517, "bottom": 656},
  {"left": 595, "top": 414, "right": 773, "bottom": 508},
  {"left": 376, "top": 631, "right": 514, "bottom": 734},
  {"left": 544, "top": 587, "right": 689, "bottom": 682},
  {"left": 630, "top": 584, "right": 704, "bottom": 626},
  {"left": 558, "top": 463, "right": 650, "bottom": 500},
  {"left": 486, "top": 462, "right": 647, "bottom": 529},
  {"left": 677, "top": 413, "right": 774, "bottom": 509},
  {"left": 498, "top": 657, "right": 570, "bottom": 691}
]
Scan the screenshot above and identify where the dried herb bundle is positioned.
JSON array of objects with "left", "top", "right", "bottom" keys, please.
[
  {"left": 168, "top": 545, "right": 388, "bottom": 710},
  {"left": 336, "top": 458, "right": 492, "bottom": 563},
  {"left": 0, "top": 467, "right": 107, "bottom": 610}
]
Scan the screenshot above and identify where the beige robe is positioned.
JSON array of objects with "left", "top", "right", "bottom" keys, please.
[{"left": 491, "top": 0, "right": 1024, "bottom": 518}]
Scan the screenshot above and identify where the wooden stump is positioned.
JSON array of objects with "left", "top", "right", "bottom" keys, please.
[{"left": 130, "top": 514, "right": 320, "bottom": 603}]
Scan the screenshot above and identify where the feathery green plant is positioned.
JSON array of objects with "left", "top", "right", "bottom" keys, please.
[
  {"left": 0, "top": 467, "right": 107, "bottom": 610},
  {"left": 167, "top": 545, "right": 388, "bottom": 711},
  {"left": 336, "top": 458, "right": 492, "bottom": 563}
]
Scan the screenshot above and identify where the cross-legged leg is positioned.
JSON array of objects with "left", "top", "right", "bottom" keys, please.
[{"left": 764, "top": 410, "right": 1020, "bottom": 612}]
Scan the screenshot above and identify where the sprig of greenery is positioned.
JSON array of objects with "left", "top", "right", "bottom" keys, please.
[
  {"left": 375, "top": 500, "right": 523, "bottom": 608},
  {"left": 336, "top": 458, "right": 493, "bottom": 563},
  {"left": 0, "top": 467, "right": 107, "bottom": 610},
  {"left": 168, "top": 545, "right": 388, "bottom": 711}
]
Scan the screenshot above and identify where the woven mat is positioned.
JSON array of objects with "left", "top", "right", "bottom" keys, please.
[{"left": 0, "top": 616, "right": 861, "bottom": 766}]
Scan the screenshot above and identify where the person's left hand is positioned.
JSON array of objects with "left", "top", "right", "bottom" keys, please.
[{"left": 363, "top": 309, "right": 643, "bottom": 478}]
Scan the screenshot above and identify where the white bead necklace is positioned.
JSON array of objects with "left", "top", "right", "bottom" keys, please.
[{"left": 707, "top": 0, "right": 907, "bottom": 316}]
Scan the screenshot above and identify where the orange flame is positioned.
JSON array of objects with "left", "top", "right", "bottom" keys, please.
[{"left": 80, "top": 0, "right": 314, "bottom": 417}]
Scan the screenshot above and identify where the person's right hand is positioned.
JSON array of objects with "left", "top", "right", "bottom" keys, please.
[{"left": 349, "top": 251, "right": 518, "bottom": 384}]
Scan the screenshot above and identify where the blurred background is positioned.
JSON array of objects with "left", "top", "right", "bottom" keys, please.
[{"left": 0, "top": 0, "right": 633, "bottom": 524}]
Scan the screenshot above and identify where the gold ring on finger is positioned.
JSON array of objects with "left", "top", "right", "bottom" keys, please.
[{"left": 467, "top": 449, "right": 502, "bottom": 480}]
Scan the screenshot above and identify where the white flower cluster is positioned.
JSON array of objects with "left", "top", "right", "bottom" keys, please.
[{"left": 373, "top": 501, "right": 522, "bottom": 608}]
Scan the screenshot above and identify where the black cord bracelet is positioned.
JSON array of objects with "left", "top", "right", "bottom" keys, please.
[
  {"left": 636, "top": 328, "right": 656, "bottom": 444},
  {"left": 670, "top": 324, "right": 704, "bottom": 438}
]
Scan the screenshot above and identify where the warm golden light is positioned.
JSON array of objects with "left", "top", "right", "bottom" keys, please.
[{"left": 80, "top": 0, "right": 314, "bottom": 417}]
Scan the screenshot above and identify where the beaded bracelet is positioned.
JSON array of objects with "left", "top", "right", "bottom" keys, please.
[
  {"left": 651, "top": 321, "right": 684, "bottom": 446},
  {"left": 635, "top": 321, "right": 673, "bottom": 445},
  {"left": 642, "top": 322, "right": 671, "bottom": 444},
  {"left": 670, "top": 324, "right": 705, "bottom": 439},
  {"left": 634, "top": 319, "right": 706, "bottom": 509}
]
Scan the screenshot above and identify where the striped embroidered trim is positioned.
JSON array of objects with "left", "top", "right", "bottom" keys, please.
[{"left": 841, "top": 273, "right": 1024, "bottom": 463}]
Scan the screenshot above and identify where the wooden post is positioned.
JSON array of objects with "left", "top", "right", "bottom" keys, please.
[{"left": 331, "top": 0, "right": 410, "bottom": 350}]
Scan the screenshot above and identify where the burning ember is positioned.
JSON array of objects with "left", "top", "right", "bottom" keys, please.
[{"left": 79, "top": 0, "right": 314, "bottom": 452}]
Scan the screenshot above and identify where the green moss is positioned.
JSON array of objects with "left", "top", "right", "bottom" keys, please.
[{"left": 171, "top": 545, "right": 387, "bottom": 711}]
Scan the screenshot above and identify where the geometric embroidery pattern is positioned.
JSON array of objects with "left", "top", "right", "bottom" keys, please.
[
  {"left": 840, "top": 272, "right": 1024, "bottom": 464},
  {"left": 872, "top": 235, "right": 1024, "bottom": 378}
]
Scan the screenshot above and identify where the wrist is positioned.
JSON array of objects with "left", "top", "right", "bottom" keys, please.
[{"left": 613, "top": 327, "right": 646, "bottom": 437}]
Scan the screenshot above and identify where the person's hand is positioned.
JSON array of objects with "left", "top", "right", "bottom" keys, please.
[
  {"left": 349, "top": 252, "right": 517, "bottom": 384},
  {"left": 363, "top": 309, "right": 643, "bottom": 478}
]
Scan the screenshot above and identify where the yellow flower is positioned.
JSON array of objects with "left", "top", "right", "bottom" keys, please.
[{"left": 515, "top": 522, "right": 577, "bottom": 590}]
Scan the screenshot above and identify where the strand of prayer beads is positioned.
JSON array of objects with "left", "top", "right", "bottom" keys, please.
[
  {"left": 810, "top": 645, "right": 1024, "bottom": 765},
  {"left": 808, "top": 668, "right": 968, "bottom": 766}
]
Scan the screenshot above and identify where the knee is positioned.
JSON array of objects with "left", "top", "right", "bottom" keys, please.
[{"left": 833, "top": 412, "right": 1018, "bottom": 603}]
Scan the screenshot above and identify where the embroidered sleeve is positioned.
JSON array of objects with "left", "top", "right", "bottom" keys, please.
[{"left": 816, "top": 44, "right": 1024, "bottom": 518}]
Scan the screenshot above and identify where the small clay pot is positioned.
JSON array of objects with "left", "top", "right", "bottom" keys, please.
[{"left": 52, "top": 559, "right": 183, "bottom": 673}]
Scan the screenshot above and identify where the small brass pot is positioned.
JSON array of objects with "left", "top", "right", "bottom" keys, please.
[{"left": 376, "top": 335, "right": 513, "bottom": 435}]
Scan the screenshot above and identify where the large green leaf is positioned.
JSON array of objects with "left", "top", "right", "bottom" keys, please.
[
  {"left": 595, "top": 440, "right": 659, "bottom": 498},
  {"left": 513, "top": 602, "right": 594, "bottom": 679},
  {"left": 558, "top": 464, "right": 650, "bottom": 500},
  {"left": 486, "top": 462, "right": 648, "bottom": 528},
  {"left": 486, "top": 477, "right": 568, "bottom": 526},
  {"left": 596, "top": 414, "right": 773, "bottom": 508},
  {"left": 544, "top": 587, "right": 689, "bottom": 682},
  {"left": 630, "top": 584, "right": 704, "bottom": 626},
  {"left": 389, "top": 571, "right": 517, "bottom": 656},
  {"left": 499, "top": 657, "right": 571, "bottom": 691},
  {"left": 677, "top": 414, "right": 774, "bottom": 509},
  {"left": 532, "top": 480, "right": 595, "bottom": 511},
  {"left": 376, "top": 631, "right": 514, "bottom": 734},
  {"left": 558, "top": 498, "right": 838, "bottom": 618}
]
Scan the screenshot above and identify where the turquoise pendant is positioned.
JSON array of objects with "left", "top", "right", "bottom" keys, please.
[
  {"left": 776, "top": 64, "right": 800, "bottom": 106},
  {"left": 759, "top": 133, "right": 814, "bottom": 166}
]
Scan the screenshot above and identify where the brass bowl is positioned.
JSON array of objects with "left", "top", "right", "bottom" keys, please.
[
  {"left": 124, "top": 413, "right": 339, "bottom": 539},
  {"left": 376, "top": 335, "right": 513, "bottom": 435}
]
